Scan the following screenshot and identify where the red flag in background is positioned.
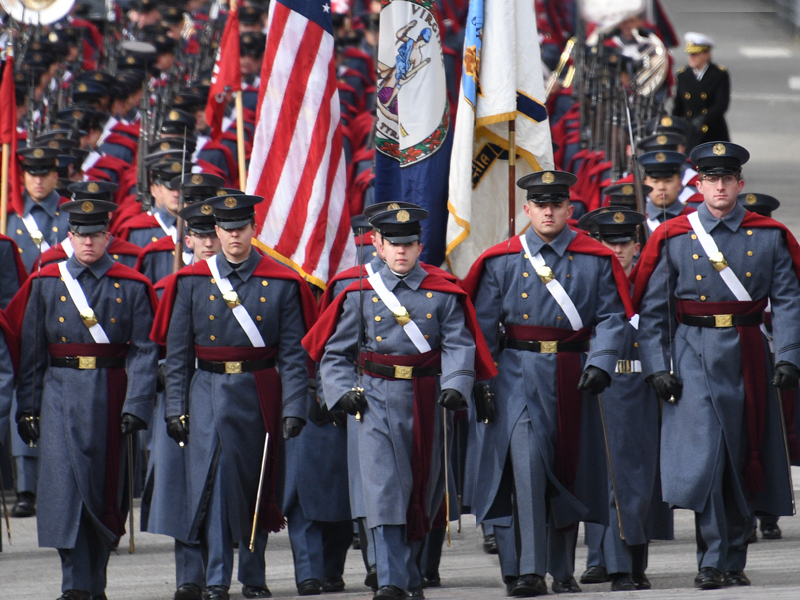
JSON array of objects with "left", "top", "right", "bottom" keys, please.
[
  {"left": 205, "top": 0, "right": 242, "bottom": 141},
  {"left": 0, "top": 52, "right": 22, "bottom": 216}
]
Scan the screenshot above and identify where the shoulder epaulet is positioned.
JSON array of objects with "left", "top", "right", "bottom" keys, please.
[
  {"left": 718, "top": 65, "right": 726, "bottom": 71},
  {"left": 677, "top": 67, "right": 685, "bottom": 73}
]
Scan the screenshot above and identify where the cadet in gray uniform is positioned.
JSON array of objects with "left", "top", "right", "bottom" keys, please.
[
  {"left": 640, "top": 150, "right": 695, "bottom": 234},
  {"left": 153, "top": 194, "right": 314, "bottom": 600},
  {"left": 577, "top": 207, "right": 672, "bottom": 591},
  {"left": 9, "top": 199, "right": 159, "bottom": 600},
  {"left": 633, "top": 142, "right": 800, "bottom": 589},
  {"left": 308, "top": 204, "right": 488, "bottom": 600},
  {"left": 462, "top": 171, "right": 630, "bottom": 597}
]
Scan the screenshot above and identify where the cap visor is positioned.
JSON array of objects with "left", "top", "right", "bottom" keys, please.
[
  {"left": 214, "top": 218, "right": 254, "bottom": 230},
  {"left": 381, "top": 233, "right": 420, "bottom": 244},
  {"left": 70, "top": 223, "right": 109, "bottom": 234}
]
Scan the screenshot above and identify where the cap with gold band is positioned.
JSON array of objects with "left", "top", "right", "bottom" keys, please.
[{"left": 684, "top": 32, "right": 714, "bottom": 54}]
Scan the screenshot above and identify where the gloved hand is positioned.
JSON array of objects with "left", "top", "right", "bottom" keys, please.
[
  {"left": 577, "top": 366, "right": 612, "bottom": 394},
  {"left": 773, "top": 362, "right": 800, "bottom": 390},
  {"left": 120, "top": 413, "right": 148, "bottom": 435},
  {"left": 337, "top": 389, "right": 367, "bottom": 416},
  {"left": 438, "top": 389, "right": 464, "bottom": 411},
  {"left": 166, "top": 415, "right": 189, "bottom": 446},
  {"left": 646, "top": 371, "right": 683, "bottom": 402},
  {"left": 474, "top": 383, "right": 497, "bottom": 423},
  {"left": 16, "top": 413, "right": 39, "bottom": 446},
  {"left": 308, "top": 398, "right": 329, "bottom": 426},
  {"left": 327, "top": 406, "right": 348, "bottom": 428},
  {"left": 156, "top": 363, "right": 167, "bottom": 392},
  {"left": 690, "top": 116, "right": 706, "bottom": 133},
  {"left": 282, "top": 417, "right": 305, "bottom": 439}
]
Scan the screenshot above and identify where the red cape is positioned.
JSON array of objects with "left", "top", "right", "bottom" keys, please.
[
  {"left": 302, "top": 272, "right": 497, "bottom": 382},
  {"left": 461, "top": 234, "right": 635, "bottom": 319},
  {"left": 631, "top": 212, "right": 800, "bottom": 310},
  {"left": 5, "top": 261, "right": 158, "bottom": 341},
  {"left": 1, "top": 233, "right": 28, "bottom": 288},
  {"left": 33, "top": 237, "right": 142, "bottom": 271},
  {"left": 151, "top": 254, "right": 318, "bottom": 346},
  {"left": 134, "top": 236, "right": 179, "bottom": 273},
  {"left": 0, "top": 309, "right": 19, "bottom": 375}
]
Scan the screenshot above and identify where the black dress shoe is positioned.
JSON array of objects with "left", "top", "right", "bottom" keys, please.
[
  {"left": 579, "top": 566, "right": 609, "bottom": 584},
  {"left": 760, "top": 522, "right": 782, "bottom": 539},
  {"left": 91, "top": 595, "right": 108, "bottom": 600},
  {"left": 510, "top": 574, "right": 548, "bottom": 597},
  {"left": 551, "top": 576, "right": 581, "bottom": 593},
  {"left": 610, "top": 573, "right": 636, "bottom": 591},
  {"left": 11, "top": 491, "right": 36, "bottom": 518},
  {"left": 632, "top": 573, "right": 651, "bottom": 590},
  {"left": 504, "top": 576, "right": 519, "bottom": 596},
  {"left": 297, "top": 579, "right": 322, "bottom": 596},
  {"left": 322, "top": 576, "right": 345, "bottom": 593},
  {"left": 421, "top": 574, "right": 440, "bottom": 588},
  {"left": 407, "top": 586, "right": 424, "bottom": 599},
  {"left": 175, "top": 583, "right": 203, "bottom": 600},
  {"left": 483, "top": 533, "right": 499, "bottom": 554},
  {"left": 204, "top": 586, "right": 230, "bottom": 600},
  {"left": 58, "top": 592, "right": 90, "bottom": 600},
  {"left": 241, "top": 585, "right": 271, "bottom": 598},
  {"left": 373, "top": 585, "right": 406, "bottom": 600},
  {"left": 745, "top": 527, "right": 757, "bottom": 545},
  {"left": 694, "top": 567, "right": 723, "bottom": 590},
  {"left": 723, "top": 571, "right": 751, "bottom": 587},
  {"left": 365, "top": 567, "right": 378, "bottom": 591}
]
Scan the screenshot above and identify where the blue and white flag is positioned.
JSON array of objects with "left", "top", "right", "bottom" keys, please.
[{"left": 445, "top": 0, "right": 554, "bottom": 278}]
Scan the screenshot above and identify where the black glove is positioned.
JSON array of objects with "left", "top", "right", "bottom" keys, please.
[
  {"left": 337, "top": 389, "right": 367, "bottom": 416},
  {"left": 16, "top": 413, "right": 39, "bottom": 446},
  {"left": 577, "top": 366, "right": 612, "bottom": 394},
  {"left": 282, "top": 417, "right": 305, "bottom": 439},
  {"left": 773, "top": 362, "right": 800, "bottom": 390},
  {"left": 646, "top": 371, "right": 683, "bottom": 402},
  {"left": 474, "top": 383, "right": 496, "bottom": 423},
  {"left": 166, "top": 415, "right": 189, "bottom": 446},
  {"left": 690, "top": 116, "right": 706, "bottom": 133},
  {"left": 308, "top": 398, "right": 328, "bottom": 426},
  {"left": 327, "top": 406, "right": 348, "bottom": 428},
  {"left": 120, "top": 413, "right": 148, "bottom": 435},
  {"left": 438, "top": 388, "right": 464, "bottom": 411},
  {"left": 156, "top": 363, "right": 167, "bottom": 392}
]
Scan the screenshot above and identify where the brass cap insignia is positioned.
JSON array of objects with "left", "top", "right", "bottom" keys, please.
[
  {"left": 171, "top": 162, "right": 182, "bottom": 172},
  {"left": 160, "top": 142, "right": 171, "bottom": 151},
  {"left": 78, "top": 83, "right": 87, "bottom": 92},
  {"left": 49, "top": 32, "right": 58, "bottom": 42},
  {"left": 713, "top": 143, "right": 726, "bottom": 156},
  {"left": 126, "top": 56, "right": 136, "bottom": 64},
  {"left": 48, "top": 141, "right": 59, "bottom": 148},
  {"left": 81, "top": 201, "right": 94, "bottom": 213},
  {"left": 655, "top": 152, "right": 666, "bottom": 162},
  {"left": 169, "top": 110, "right": 180, "bottom": 120},
  {"left": 192, "top": 174, "right": 203, "bottom": 184},
  {"left": 224, "top": 197, "right": 237, "bottom": 208},
  {"left": 201, "top": 204, "right": 213, "bottom": 215},
  {"left": 33, "top": 148, "right": 44, "bottom": 158},
  {"left": 746, "top": 193, "right": 757, "bottom": 205},
  {"left": 613, "top": 212, "right": 626, "bottom": 224},
  {"left": 661, "top": 116, "right": 673, "bottom": 127},
  {"left": 657, "top": 135, "right": 667, "bottom": 145},
  {"left": 387, "top": 202, "right": 400, "bottom": 210},
  {"left": 88, "top": 182, "right": 99, "bottom": 193},
  {"left": 73, "top": 110, "right": 82, "bottom": 119},
  {"left": 175, "top": 96, "right": 184, "bottom": 103},
  {"left": 542, "top": 172, "right": 555, "bottom": 184},
  {"left": 217, "top": 190, "right": 227, "bottom": 196},
  {"left": 622, "top": 184, "right": 634, "bottom": 195},
  {"left": 94, "top": 73, "right": 103, "bottom": 81},
  {"left": 396, "top": 210, "right": 410, "bottom": 223}
]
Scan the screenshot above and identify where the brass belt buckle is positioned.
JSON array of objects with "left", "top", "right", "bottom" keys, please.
[
  {"left": 394, "top": 365, "right": 414, "bottom": 379},
  {"left": 78, "top": 356, "right": 97, "bottom": 369},
  {"left": 539, "top": 341, "right": 558, "bottom": 354},
  {"left": 224, "top": 361, "right": 243, "bottom": 374},
  {"left": 714, "top": 314, "right": 733, "bottom": 328},
  {"left": 617, "top": 360, "right": 631, "bottom": 374}
]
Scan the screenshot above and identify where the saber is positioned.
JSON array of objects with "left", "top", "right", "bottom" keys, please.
[
  {"left": 774, "top": 387, "right": 797, "bottom": 515},
  {"left": 443, "top": 408, "right": 451, "bottom": 546},
  {"left": 597, "top": 393, "right": 625, "bottom": 541},
  {"left": 0, "top": 464, "right": 11, "bottom": 544},
  {"left": 127, "top": 434, "right": 135, "bottom": 553},
  {"left": 249, "top": 432, "right": 269, "bottom": 552},
  {"left": 354, "top": 234, "right": 366, "bottom": 422}
]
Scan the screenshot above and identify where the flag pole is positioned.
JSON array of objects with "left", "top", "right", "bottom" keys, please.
[
  {"left": 0, "top": 142, "right": 8, "bottom": 235},
  {"left": 508, "top": 120, "right": 516, "bottom": 239},
  {"left": 236, "top": 92, "right": 247, "bottom": 191}
]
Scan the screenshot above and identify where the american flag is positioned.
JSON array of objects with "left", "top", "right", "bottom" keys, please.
[{"left": 246, "top": 0, "right": 353, "bottom": 289}]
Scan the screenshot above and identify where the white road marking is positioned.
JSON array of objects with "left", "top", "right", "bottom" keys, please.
[
  {"left": 732, "top": 92, "right": 800, "bottom": 102},
  {"left": 739, "top": 47, "right": 793, "bottom": 58},
  {"left": 790, "top": 77, "right": 800, "bottom": 91}
]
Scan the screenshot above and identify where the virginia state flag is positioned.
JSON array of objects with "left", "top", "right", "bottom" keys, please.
[
  {"left": 445, "top": 0, "right": 554, "bottom": 278},
  {"left": 373, "top": 0, "right": 452, "bottom": 266}
]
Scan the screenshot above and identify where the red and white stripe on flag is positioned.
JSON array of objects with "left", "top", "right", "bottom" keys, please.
[{"left": 246, "top": 0, "right": 354, "bottom": 289}]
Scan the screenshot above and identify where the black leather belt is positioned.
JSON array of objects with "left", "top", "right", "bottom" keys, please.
[
  {"left": 50, "top": 356, "right": 126, "bottom": 370},
  {"left": 680, "top": 313, "right": 763, "bottom": 328},
  {"left": 502, "top": 339, "right": 590, "bottom": 353},
  {"left": 197, "top": 357, "right": 276, "bottom": 374},
  {"left": 362, "top": 360, "right": 441, "bottom": 380}
]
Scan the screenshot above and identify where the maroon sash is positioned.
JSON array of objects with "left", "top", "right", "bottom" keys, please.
[
  {"left": 48, "top": 342, "right": 129, "bottom": 541},
  {"left": 193, "top": 345, "right": 285, "bottom": 532},
  {"left": 361, "top": 348, "right": 442, "bottom": 542},
  {"left": 504, "top": 325, "right": 593, "bottom": 494},
  {"left": 676, "top": 298, "right": 769, "bottom": 494}
]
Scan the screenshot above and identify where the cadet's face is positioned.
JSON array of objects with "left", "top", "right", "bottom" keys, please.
[
  {"left": 240, "top": 56, "right": 261, "bottom": 76},
  {"left": 380, "top": 239, "right": 421, "bottom": 274},
  {"left": 24, "top": 171, "right": 58, "bottom": 201},
  {"left": 151, "top": 183, "right": 180, "bottom": 213},
  {"left": 69, "top": 230, "right": 111, "bottom": 266},
  {"left": 372, "top": 230, "right": 386, "bottom": 261},
  {"left": 697, "top": 174, "right": 745, "bottom": 216},
  {"left": 645, "top": 174, "right": 682, "bottom": 208},
  {"left": 216, "top": 222, "right": 255, "bottom": 262},
  {"left": 524, "top": 200, "right": 573, "bottom": 243},
  {"left": 185, "top": 231, "right": 221, "bottom": 261},
  {"left": 601, "top": 239, "right": 640, "bottom": 274}
]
